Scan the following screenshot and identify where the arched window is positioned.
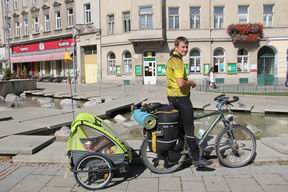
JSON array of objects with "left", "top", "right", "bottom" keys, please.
[
  {"left": 123, "top": 51, "right": 132, "bottom": 75},
  {"left": 213, "top": 48, "right": 225, "bottom": 73},
  {"left": 237, "top": 48, "right": 249, "bottom": 72},
  {"left": 189, "top": 49, "right": 201, "bottom": 73},
  {"left": 107, "top": 52, "right": 116, "bottom": 75}
]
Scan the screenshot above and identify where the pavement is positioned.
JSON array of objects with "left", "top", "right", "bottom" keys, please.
[{"left": 0, "top": 81, "right": 288, "bottom": 191}]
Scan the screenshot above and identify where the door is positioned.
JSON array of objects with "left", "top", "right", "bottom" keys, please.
[
  {"left": 143, "top": 59, "right": 156, "bottom": 85},
  {"left": 84, "top": 54, "right": 97, "bottom": 83},
  {"left": 258, "top": 57, "right": 275, "bottom": 85}
]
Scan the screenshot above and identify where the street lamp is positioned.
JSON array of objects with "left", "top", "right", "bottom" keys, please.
[{"left": 72, "top": 25, "right": 80, "bottom": 93}]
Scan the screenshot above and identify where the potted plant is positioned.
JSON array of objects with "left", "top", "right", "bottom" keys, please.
[{"left": 227, "top": 23, "right": 264, "bottom": 43}]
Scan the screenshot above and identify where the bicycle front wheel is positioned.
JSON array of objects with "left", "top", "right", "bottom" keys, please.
[
  {"left": 140, "top": 137, "right": 186, "bottom": 174},
  {"left": 215, "top": 126, "right": 256, "bottom": 168}
]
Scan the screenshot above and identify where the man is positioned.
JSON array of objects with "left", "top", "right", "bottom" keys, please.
[{"left": 166, "top": 36, "right": 210, "bottom": 168}]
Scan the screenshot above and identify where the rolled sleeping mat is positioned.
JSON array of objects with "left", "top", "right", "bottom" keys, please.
[{"left": 132, "top": 109, "right": 157, "bottom": 129}]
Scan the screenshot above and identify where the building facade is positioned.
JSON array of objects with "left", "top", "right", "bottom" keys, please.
[
  {"left": 74, "top": 0, "right": 100, "bottom": 84},
  {"left": 2, "top": 0, "right": 75, "bottom": 80},
  {"left": 1, "top": 0, "right": 288, "bottom": 85},
  {"left": 100, "top": 0, "right": 288, "bottom": 85}
]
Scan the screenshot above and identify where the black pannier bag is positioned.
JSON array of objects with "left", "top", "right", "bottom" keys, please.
[{"left": 148, "top": 104, "right": 180, "bottom": 153}]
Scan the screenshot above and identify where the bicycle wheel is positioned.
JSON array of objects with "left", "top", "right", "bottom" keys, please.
[
  {"left": 215, "top": 126, "right": 256, "bottom": 168},
  {"left": 74, "top": 153, "right": 113, "bottom": 190},
  {"left": 140, "top": 137, "right": 186, "bottom": 174}
]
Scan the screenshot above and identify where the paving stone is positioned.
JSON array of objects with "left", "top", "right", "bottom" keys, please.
[
  {"left": 41, "top": 165, "right": 65, "bottom": 176},
  {"left": 159, "top": 177, "right": 181, "bottom": 191},
  {"left": 0, "top": 121, "right": 47, "bottom": 138},
  {"left": 182, "top": 181, "right": 206, "bottom": 192},
  {"left": 262, "top": 137, "right": 288, "bottom": 154},
  {"left": 9, "top": 174, "right": 53, "bottom": 192},
  {"left": 0, "top": 165, "right": 9, "bottom": 172},
  {"left": 31, "top": 165, "right": 49, "bottom": 175},
  {"left": 0, "top": 135, "right": 55, "bottom": 155},
  {"left": 0, "top": 166, "right": 36, "bottom": 192},
  {"left": 181, "top": 176, "right": 203, "bottom": 182},
  {"left": 172, "top": 167, "right": 193, "bottom": 177},
  {"left": 46, "top": 175, "right": 76, "bottom": 187},
  {"left": 13, "top": 142, "right": 68, "bottom": 164},
  {"left": 264, "top": 165, "right": 288, "bottom": 175},
  {"left": 225, "top": 176, "right": 263, "bottom": 192},
  {"left": 126, "top": 178, "right": 158, "bottom": 192},
  {"left": 203, "top": 175, "right": 230, "bottom": 192},
  {"left": 261, "top": 185, "right": 288, "bottom": 192},
  {"left": 254, "top": 174, "right": 288, "bottom": 185},
  {"left": 40, "top": 187, "right": 72, "bottom": 192}
]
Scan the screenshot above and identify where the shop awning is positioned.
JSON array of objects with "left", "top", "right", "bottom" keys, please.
[{"left": 11, "top": 52, "right": 72, "bottom": 63}]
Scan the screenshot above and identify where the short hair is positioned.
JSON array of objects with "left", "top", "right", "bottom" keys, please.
[{"left": 174, "top": 36, "right": 188, "bottom": 47}]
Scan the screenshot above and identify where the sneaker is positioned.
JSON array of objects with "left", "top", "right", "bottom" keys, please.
[{"left": 193, "top": 158, "right": 211, "bottom": 168}]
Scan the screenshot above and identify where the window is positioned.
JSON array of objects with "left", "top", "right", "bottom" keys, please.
[
  {"left": 23, "top": 18, "right": 28, "bottom": 35},
  {"left": 44, "top": 15, "right": 50, "bottom": 31},
  {"left": 84, "top": 46, "right": 97, "bottom": 55},
  {"left": 123, "top": 12, "right": 131, "bottom": 32},
  {"left": 107, "top": 15, "right": 114, "bottom": 34},
  {"left": 263, "top": 5, "right": 274, "bottom": 27},
  {"left": 22, "top": 0, "right": 27, "bottom": 7},
  {"left": 238, "top": 5, "right": 249, "bottom": 23},
  {"left": 13, "top": 0, "right": 18, "bottom": 9},
  {"left": 123, "top": 51, "right": 132, "bottom": 75},
  {"left": 33, "top": 17, "right": 39, "bottom": 33},
  {"left": 84, "top": 4, "right": 91, "bottom": 23},
  {"left": 168, "top": 7, "right": 179, "bottom": 29},
  {"left": 190, "top": 7, "right": 200, "bottom": 29},
  {"left": 108, "top": 52, "right": 116, "bottom": 75},
  {"left": 55, "top": 12, "right": 61, "bottom": 29},
  {"left": 139, "top": 6, "right": 153, "bottom": 29},
  {"left": 213, "top": 48, "right": 225, "bottom": 73},
  {"left": 67, "top": 9, "right": 74, "bottom": 27},
  {"left": 15, "top": 21, "right": 20, "bottom": 36},
  {"left": 189, "top": 49, "right": 201, "bottom": 73},
  {"left": 237, "top": 49, "right": 249, "bottom": 72},
  {"left": 214, "top": 6, "right": 224, "bottom": 29}
]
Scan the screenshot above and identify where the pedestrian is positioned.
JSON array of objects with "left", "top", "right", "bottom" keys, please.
[
  {"left": 166, "top": 36, "right": 211, "bottom": 168},
  {"left": 285, "top": 70, "right": 288, "bottom": 87},
  {"left": 208, "top": 67, "right": 217, "bottom": 89}
]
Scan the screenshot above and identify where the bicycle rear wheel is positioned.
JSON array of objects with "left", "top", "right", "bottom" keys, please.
[
  {"left": 215, "top": 126, "right": 256, "bottom": 168},
  {"left": 74, "top": 153, "right": 113, "bottom": 190},
  {"left": 140, "top": 137, "right": 186, "bottom": 174}
]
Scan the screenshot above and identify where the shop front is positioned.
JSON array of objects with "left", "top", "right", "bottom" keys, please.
[{"left": 11, "top": 37, "right": 74, "bottom": 80}]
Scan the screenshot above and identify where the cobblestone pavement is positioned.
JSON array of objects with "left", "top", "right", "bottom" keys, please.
[{"left": 1, "top": 162, "right": 288, "bottom": 192}]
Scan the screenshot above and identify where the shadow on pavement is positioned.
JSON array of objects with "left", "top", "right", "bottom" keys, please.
[{"left": 104, "top": 165, "right": 146, "bottom": 189}]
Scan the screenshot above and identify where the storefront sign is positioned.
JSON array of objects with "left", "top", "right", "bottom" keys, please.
[
  {"left": 250, "top": 64, "right": 257, "bottom": 72},
  {"left": 227, "top": 63, "right": 237, "bottom": 75},
  {"left": 157, "top": 64, "right": 166, "bottom": 76},
  {"left": 135, "top": 65, "right": 142, "bottom": 76},
  {"left": 116, "top": 66, "right": 121, "bottom": 76},
  {"left": 12, "top": 38, "right": 74, "bottom": 54},
  {"left": 203, "top": 64, "right": 210, "bottom": 75}
]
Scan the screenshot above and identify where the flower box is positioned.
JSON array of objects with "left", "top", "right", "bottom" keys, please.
[{"left": 227, "top": 23, "right": 263, "bottom": 43}]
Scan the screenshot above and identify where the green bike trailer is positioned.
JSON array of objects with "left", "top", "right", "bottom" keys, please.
[{"left": 67, "top": 112, "right": 132, "bottom": 190}]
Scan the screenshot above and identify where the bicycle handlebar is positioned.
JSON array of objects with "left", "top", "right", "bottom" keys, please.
[
  {"left": 214, "top": 94, "right": 225, "bottom": 101},
  {"left": 213, "top": 94, "right": 239, "bottom": 105},
  {"left": 227, "top": 96, "right": 239, "bottom": 104}
]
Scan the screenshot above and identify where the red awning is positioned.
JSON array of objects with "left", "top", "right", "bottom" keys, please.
[{"left": 11, "top": 52, "right": 71, "bottom": 63}]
